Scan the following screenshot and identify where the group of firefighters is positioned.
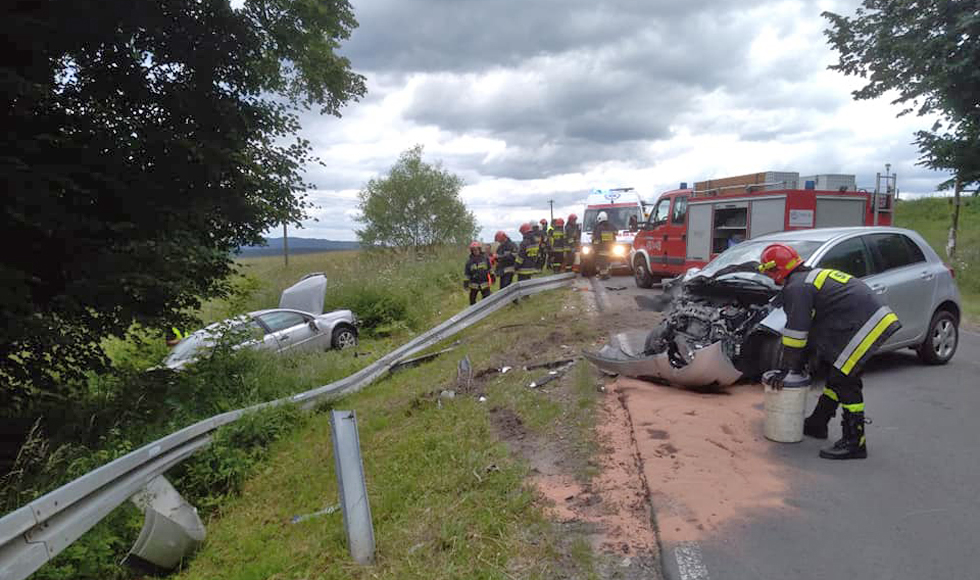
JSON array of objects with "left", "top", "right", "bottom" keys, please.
[{"left": 463, "top": 214, "right": 584, "bottom": 305}]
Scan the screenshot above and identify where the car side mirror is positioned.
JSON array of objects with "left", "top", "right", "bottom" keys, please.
[{"left": 309, "top": 320, "right": 320, "bottom": 332}]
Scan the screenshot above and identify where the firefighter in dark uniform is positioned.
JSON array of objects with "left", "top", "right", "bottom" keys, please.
[
  {"left": 564, "top": 213, "right": 581, "bottom": 271},
  {"left": 532, "top": 219, "right": 548, "bottom": 271},
  {"left": 591, "top": 211, "right": 617, "bottom": 280},
  {"left": 494, "top": 230, "right": 518, "bottom": 289},
  {"left": 515, "top": 223, "right": 539, "bottom": 281},
  {"left": 549, "top": 218, "right": 567, "bottom": 273},
  {"left": 758, "top": 243, "right": 901, "bottom": 460},
  {"left": 464, "top": 241, "right": 492, "bottom": 305}
]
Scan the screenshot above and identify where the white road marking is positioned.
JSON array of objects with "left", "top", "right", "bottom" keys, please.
[{"left": 675, "top": 542, "right": 710, "bottom": 580}]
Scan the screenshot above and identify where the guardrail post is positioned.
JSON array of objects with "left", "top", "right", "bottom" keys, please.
[
  {"left": 123, "top": 476, "right": 205, "bottom": 574},
  {"left": 330, "top": 410, "right": 375, "bottom": 565}
]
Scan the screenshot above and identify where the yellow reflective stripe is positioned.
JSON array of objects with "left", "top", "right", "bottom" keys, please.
[
  {"left": 828, "top": 270, "right": 852, "bottom": 284},
  {"left": 822, "top": 387, "right": 839, "bottom": 402},
  {"left": 758, "top": 260, "right": 776, "bottom": 273},
  {"left": 842, "top": 402, "right": 865, "bottom": 413},
  {"left": 782, "top": 335, "right": 808, "bottom": 348},
  {"left": 812, "top": 269, "right": 832, "bottom": 289},
  {"left": 841, "top": 312, "right": 899, "bottom": 375},
  {"left": 859, "top": 435, "right": 866, "bottom": 446}
]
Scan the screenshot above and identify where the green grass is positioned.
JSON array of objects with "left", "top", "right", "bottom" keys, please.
[
  {"left": 176, "top": 289, "right": 604, "bottom": 580},
  {"left": 894, "top": 196, "right": 980, "bottom": 321}
]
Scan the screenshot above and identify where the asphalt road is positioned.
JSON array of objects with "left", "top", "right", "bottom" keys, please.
[{"left": 585, "top": 273, "right": 980, "bottom": 580}]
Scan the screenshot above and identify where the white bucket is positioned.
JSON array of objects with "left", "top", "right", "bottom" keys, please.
[{"left": 763, "top": 385, "right": 808, "bottom": 443}]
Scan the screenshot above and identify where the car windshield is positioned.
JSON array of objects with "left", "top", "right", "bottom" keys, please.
[
  {"left": 698, "top": 240, "right": 824, "bottom": 277},
  {"left": 166, "top": 333, "right": 213, "bottom": 362},
  {"left": 583, "top": 207, "right": 642, "bottom": 232}
]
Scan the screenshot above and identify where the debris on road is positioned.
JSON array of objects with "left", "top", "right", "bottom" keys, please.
[
  {"left": 528, "top": 361, "right": 576, "bottom": 389},
  {"left": 457, "top": 355, "right": 473, "bottom": 391},
  {"left": 604, "top": 285, "right": 628, "bottom": 291},
  {"left": 524, "top": 358, "right": 576, "bottom": 371},
  {"left": 290, "top": 504, "right": 340, "bottom": 524}
]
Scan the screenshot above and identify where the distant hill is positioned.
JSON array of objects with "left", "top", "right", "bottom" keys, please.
[{"left": 237, "top": 237, "right": 359, "bottom": 257}]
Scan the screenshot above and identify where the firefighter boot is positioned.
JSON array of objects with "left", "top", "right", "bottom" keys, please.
[
  {"left": 819, "top": 411, "right": 867, "bottom": 460},
  {"left": 803, "top": 394, "right": 837, "bottom": 439}
]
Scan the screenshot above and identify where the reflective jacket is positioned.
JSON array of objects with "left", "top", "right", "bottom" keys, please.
[
  {"left": 550, "top": 227, "right": 567, "bottom": 251},
  {"left": 780, "top": 268, "right": 902, "bottom": 376},
  {"left": 495, "top": 238, "right": 518, "bottom": 274},
  {"left": 565, "top": 222, "right": 582, "bottom": 249},
  {"left": 515, "top": 232, "right": 541, "bottom": 275},
  {"left": 464, "top": 253, "right": 492, "bottom": 290},
  {"left": 591, "top": 221, "right": 617, "bottom": 251}
]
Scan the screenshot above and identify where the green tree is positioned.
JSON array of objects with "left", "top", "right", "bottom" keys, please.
[
  {"left": 1, "top": 0, "right": 366, "bottom": 409},
  {"left": 823, "top": 1, "right": 980, "bottom": 190},
  {"left": 355, "top": 145, "right": 479, "bottom": 248}
]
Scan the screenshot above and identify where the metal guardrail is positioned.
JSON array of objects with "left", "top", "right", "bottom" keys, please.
[{"left": 0, "top": 273, "right": 574, "bottom": 580}]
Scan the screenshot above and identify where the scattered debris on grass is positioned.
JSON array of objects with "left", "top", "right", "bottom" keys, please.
[{"left": 290, "top": 504, "right": 340, "bottom": 524}]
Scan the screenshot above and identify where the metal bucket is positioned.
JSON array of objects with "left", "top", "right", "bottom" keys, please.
[{"left": 763, "top": 384, "right": 808, "bottom": 443}]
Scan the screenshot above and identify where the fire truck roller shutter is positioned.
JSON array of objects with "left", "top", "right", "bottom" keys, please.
[
  {"left": 686, "top": 203, "right": 712, "bottom": 261},
  {"left": 815, "top": 197, "right": 865, "bottom": 228},
  {"left": 749, "top": 197, "right": 786, "bottom": 238}
]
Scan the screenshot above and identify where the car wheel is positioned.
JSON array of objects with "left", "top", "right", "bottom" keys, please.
[
  {"left": 331, "top": 325, "right": 358, "bottom": 350},
  {"left": 633, "top": 256, "right": 654, "bottom": 288},
  {"left": 916, "top": 309, "right": 958, "bottom": 365}
]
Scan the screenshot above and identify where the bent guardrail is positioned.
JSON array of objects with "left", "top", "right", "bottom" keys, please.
[{"left": 0, "top": 273, "right": 575, "bottom": 580}]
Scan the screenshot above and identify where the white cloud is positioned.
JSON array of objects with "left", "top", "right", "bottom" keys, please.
[{"left": 284, "top": 0, "right": 951, "bottom": 242}]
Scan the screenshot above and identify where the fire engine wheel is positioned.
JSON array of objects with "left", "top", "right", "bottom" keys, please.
[{"left": 633, "top": 256, "right": 655, "bottom": 289}]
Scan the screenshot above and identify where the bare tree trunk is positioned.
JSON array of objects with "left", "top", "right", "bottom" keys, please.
[{"left": 946, "top": 177, "right": 962, "bottom": 259}]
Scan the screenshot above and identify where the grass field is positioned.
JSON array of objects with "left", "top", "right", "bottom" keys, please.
[
  {"left": 175, "top": 288, "right": 604, "bottom": 580},
  {"left": 894, "top": 196, "right": 980, "bottom": 321}
]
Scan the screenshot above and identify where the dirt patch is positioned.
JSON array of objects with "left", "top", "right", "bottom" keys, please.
[{"left": 618, "top": 378, "right": 792, "bottom": 545}]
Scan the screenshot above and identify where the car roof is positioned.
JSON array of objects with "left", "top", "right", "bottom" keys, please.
[{"left": 750, "top": 226, "right": 917, "bottom": 245}]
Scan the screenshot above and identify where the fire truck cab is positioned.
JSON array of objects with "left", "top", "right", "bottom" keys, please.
[{"left": 630, "top": 172, "right": 894, "bottom": 288}]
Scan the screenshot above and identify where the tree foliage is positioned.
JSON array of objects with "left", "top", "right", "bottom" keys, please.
[
  {"left": 823, "top": 1, "right": 980, "bottom": 189},
  {"left": 0, "top": 0, "right": 365, "bottom": 409},
  {"left": 355, "top": 145, "right": 479, "bottom": 248}
]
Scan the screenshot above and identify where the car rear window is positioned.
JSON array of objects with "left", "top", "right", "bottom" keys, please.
[{"left": 867, "top": 233, "right": 924, "bottom": 272}]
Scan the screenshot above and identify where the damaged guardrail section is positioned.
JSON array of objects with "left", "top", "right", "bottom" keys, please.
[{"left": 0, "top": 273, "right": 574, "bottom": 580}]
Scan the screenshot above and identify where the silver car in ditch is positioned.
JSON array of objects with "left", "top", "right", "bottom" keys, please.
[
  {"left": 586, "top": 227, "right": 962, "bottom": 386},
  {"left": 164, "top": 274, "right": 358, "bottom": 370}
]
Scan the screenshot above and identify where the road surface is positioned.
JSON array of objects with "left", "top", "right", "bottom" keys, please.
[{"left": 581, "top": 274, "right": 980, "bottom": 580}]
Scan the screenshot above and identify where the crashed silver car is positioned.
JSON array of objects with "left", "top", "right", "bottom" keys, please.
[
  {"left": 163, "top": 273, "right": 358, "bottom": 370},
  {"left": 586, "top": 227, "right": 962, "bottom": 387}
]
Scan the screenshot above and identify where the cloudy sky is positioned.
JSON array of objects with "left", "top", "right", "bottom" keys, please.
[{"left": 289, "top": 0, "right": 947, "bottom": 242}]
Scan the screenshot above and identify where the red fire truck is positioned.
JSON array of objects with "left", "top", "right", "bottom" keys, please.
[{"left": 630, "top": 172, "right": 894, "bottom": 288}]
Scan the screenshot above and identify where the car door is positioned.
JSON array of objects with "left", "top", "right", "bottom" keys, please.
[
  {"left": 862, "top": 232, "right": 935, "bottom": 345},
  {"left": 257, "top": 311, "right": 318, "bottom": 354},
  {"left": 242, "top": 318, "right": 281, "bottom": 354},
  {"left": 642, "top": 197, "right": 671, "bottom": 271},
  {"left": 664, "top": 195, "right": 689, "bottom": 274}
]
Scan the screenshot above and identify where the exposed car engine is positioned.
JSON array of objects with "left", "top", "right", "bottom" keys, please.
[{"left": 644, "top": 263, "right": 782, "bottom": 376}]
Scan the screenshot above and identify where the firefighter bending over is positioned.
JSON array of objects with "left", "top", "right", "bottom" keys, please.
[
  {"left": 591, "top": 211, "right": 617, "bottom": 280},
  {"left": 494, "top": 230, "right": 518, "bottom": 289},
  {"left": 758, "top": 243, "right": 901, "bottom": 460},
  {"left": 515, "top": 223, "right": 540, "bottom": 281},
  {"left": 464, "top": 241, "right": 492, "bottom": 305}
]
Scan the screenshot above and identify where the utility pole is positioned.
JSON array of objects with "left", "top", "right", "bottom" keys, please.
[
  {"left": 283, "top": 221, "right": 289, "bottom": 267},
  {"left": 548, "top": 199, "right": 554, "bottom": 222}
]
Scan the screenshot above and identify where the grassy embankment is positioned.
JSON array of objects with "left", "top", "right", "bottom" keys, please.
[
  {"left": 176, "top": 286, "right": 604, "bottom": 580},
  {"left": 894, "top": 196, "right": 980, "bottom": 322},
  {"left": 4, "top": 247, "right": 473, "bottom": 580}
]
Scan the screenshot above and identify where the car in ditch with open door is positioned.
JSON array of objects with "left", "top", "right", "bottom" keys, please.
[
  {"left": 163, "top": 273, "right": 358, "bottom": 370},
  {"left": 586, "top": 227, "right": 961, "bottom": 387}
]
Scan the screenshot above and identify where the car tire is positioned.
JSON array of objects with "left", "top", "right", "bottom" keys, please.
[
  {"left": 916, "top": 309, "right": 958, "bottom": 365},
  {"left": 331, "top": 325, "right": 358, "bottom": 350},
  {"left": 633, "top": 256, "right": 655, "bottom": 288}
]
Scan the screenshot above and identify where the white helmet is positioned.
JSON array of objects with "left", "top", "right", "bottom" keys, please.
[{"left": 597, "top": 211, "right": 608, "bottom": 223}]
